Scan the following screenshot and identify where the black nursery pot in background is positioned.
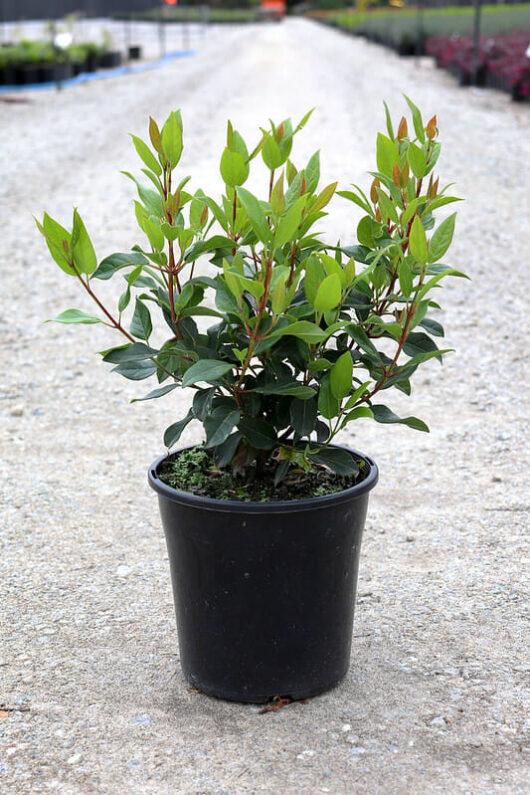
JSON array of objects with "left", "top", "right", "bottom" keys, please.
[
  {"left": 128, "top": 45, "right": 142, "bottom": 60},
  {"left": 148, "top": 447, "right": 378, "bottom": 703}
]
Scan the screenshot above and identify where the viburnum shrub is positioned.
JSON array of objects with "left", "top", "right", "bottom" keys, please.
[{"left": 37, "top": 97, "right": 465, "bottom": 485}]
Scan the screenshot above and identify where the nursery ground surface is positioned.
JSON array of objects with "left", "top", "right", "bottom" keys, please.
[{"left": 1, "top": 18, "right": 528, "bottom": 795}]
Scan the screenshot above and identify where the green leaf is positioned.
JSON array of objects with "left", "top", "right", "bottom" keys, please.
[
  {"left": 237, "top": 187, "right": 270, "bottom": 242},
  {"left": 313, "top": 273, "right": 341, "bottom": 313},
  {"left": 122, "top": 172, "right": 163, "bottom": 217},
  {"left": 318, "top": 374, "right": 340, "bottom": 419},
  {"left": 274, "top": 459, "right": 290, "bottom": 487},
  {"left": 130, "top": 134, "right": 162, "bottom": 176},
  {"left": 344, "top": 380, "right": 371, "bottom": 408},
  {"left": 308, "top": 358, "right": 332, "bottom": 372},
  {"left": 164, "top": 410, "right": 194, "bottom": 448},
  {"left": 220, "top": 148, "right": 249, "bottom": 187},
  {"left": 49, "top": 309, "right": 101, "bottom": 324},
  {"left": 212, "top": 431, "right": 242, "bottom": 468},
  {"left": 305, "top": 150, "right": 320, "bottom": 193},
  {"left": 303, "top": 253, "right": 325, "bottom": 304},
  {"left": 337, "top": 189, "right": 372, "bottom": 215},
  {"left": 405, "top": 348, "right": 452, "bottom": 368},
  {"left": 419, "top": 317, "right": 444, "bottom": 337},
  {"left": 404, "top": 95, "right": 425, "bottom": 143},
  {"left": 131, "top": 383, "right": 179, "bottom": 402},
  {"left": 290, "top": 397, "right": 317, "bottom": 436},
  {"left": 181, "top": 359, "right": 233, "bottom": 388},
  {"left": 407, "top": 142, "right": 427, "bottom": 179},
  {"left": 262, "top": 135, "right": 283, "bottom": 170},
  {"left": 273, "top": 321, "right": 327, "bottom": 345},
  {"left": 311, "top": 182, "right": 337, "bottom": 213},
  {"left": 398, "top": 259, "right": 413, "bottom": 297},
  {"left": 102, "top": 342, "right": 158, "bottom": 363},
  {"left": 130, "top": 298, "right": 152, "bottom": 340},
  {"left": 118, "top": 286, "right": 131, "bottom": 313},
  {"left": 39, "top": 213, "right": 74, "bottom": 275},
  {"left": 376, "top": 189, "right": 398, "bottom": 224},
  {"left": 429, "top": 213, "right": 456, "bottom": 263},
  {"left": 357, "top": 215, "right": 380, "bottom": 248},
  {"left": 161, "top": 111, "right": 183, "bottom": 168},
  {"left": 112, "top": 359, "right": 157, "bottom": 380},
  {"left": 308, "top": 447, "right": 358, "bottom": 477},
  {"left": 402, "top": 331, "right": 439, "bottom": 359},
  {"left": 71, "top": 209, "right": 97, "bottom": 275},
  {"left": 273, "top": 196, "right": 305, "bottom": 250},
  {"left": 383, "top": 101, "right": 395, "bottom": 140},
  {"left": 341, "top": 406, "right": 373, "bottom": 427},
  {"left": 376, "top": 133, "right": 398, "bottom": 178},
  {"left": 344, "top": 325, "right": 379, "bottom": 359},
  {"left": 204, "top": 407, "right": 240, "bottom": 448},
  {"left": 330, "top": 352, "right": 353, "bottom": 400},
  {"left": 238, "top": 417, "right": 277, "bottom": 450},
  {"left": 192, "top": 387, "right": 216, "bottom": 421},
  {"left": 372, "top": 404, "right": 429, "bottom": 432},
  {"left": 427, "top": 195, "right": 463, "bottom": 213},
  {"left": 149, "top": 116, "right": 164, "bottom": 156},
  {"left": 93, "top": 252, "right": 148, "bottom": 280},
  {"left": 254, "top": 383, "right": 316, "bottom": 399},
  {"left": 409, "top": 215, "right": 428, "bottom": 264}
]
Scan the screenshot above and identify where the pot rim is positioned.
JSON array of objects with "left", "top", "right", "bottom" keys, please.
[{"left": 148, "top": 443, "right": 378, "bottom": 514}]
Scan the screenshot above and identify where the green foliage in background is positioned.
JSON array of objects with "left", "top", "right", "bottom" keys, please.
[{"left": 330, "top": 3, "right": 530, "bottom": 41}]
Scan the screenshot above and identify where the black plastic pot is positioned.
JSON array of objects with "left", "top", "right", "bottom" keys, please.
[
  {"left": 98, "top": 51, "right": 122, "bottom": 69},
  {"left": 0, "top": 66, "right": 16, "bottom": 86},
  {"left": 39, "top": 62, "right": 74, "bottom": 83},
  {"left": 148, "top": 446, "right": 378, "bottom": 703},
  {"left": 15, "top": 64, "right": 41, "bottom": 85},
  {"left": 128, "top": 45, "right": 142, "bottom": 60}
]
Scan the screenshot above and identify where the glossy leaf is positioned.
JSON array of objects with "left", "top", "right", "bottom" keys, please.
[
  {"left": 308, "top": 447, "right": 358, "bottom": 476},
  {"left": 204, "top": 407, "right": 240, "bottom": 448},
  {"left": 163, "top": 410, "right": 194, "bottom": 448},
  {"left": 313, "top": 273, "right": 341, "bottom": 313},
  {"left": 290, "top": 397, "right": 317, "bottom": 436},
  {"left": 237, "top": 187, "right": 270, "bottom": 242},
  {"left": 238, "top": 417, "right": 277, "bottom": 449},
  {"left": 72, "top": 210, "right": 97, "bottom": 275},
  {"left": 49, "top": 309, "right": 101, "bottom": 324},
  {"left": 318, "top": 375, "right": 340, "bottom": 419},
  {"left": 273, "top": 321, "right": 327, "bottom": 345},
  {"left": 130, "top": 134, "right": 162, "bottom": 176},
  {"left": 409, "top": 215, "right": 428, "bottom": 264},
  {"left": 130, "top": 299, "right": 152, "bottom": 340},
  {"left": 372, "top": 404, "right": 429, "bottom": 432},
  {"left": 131, "top": 383, "right": 179, "bottom": 402},
  {"left": 429, "top": 213, "right": 456, "bottom": 262},
  {"left": 181, "top": 359, "right": 233, "bottom": 387},
  {"left": 330, "top": 352, "right": 353, "bottom": 400}
]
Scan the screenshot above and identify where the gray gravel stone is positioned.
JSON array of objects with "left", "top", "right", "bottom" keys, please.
[{"left": 1, "top": 16, "right": 529, "bottom": 795}]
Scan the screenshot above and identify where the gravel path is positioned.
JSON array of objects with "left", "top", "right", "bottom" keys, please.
[{"left": 1, "top": 18, "right": 528, "bottom": 794}]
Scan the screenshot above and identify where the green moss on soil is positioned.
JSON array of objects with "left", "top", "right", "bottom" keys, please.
[{"left": 158, "top": 446, "right": 367, "bottom": 502}]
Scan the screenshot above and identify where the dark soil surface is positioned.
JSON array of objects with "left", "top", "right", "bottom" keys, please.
[{"left": 157, "top": 446, "right": 369, "bottom": 502}]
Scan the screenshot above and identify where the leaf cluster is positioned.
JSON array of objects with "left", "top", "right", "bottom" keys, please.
[{"left": 37, "top": 100, "right": 466, "bottom": 482}]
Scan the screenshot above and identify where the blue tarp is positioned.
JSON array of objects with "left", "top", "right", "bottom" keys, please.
[{"left": 0, "top": 49, "right": 196, "bottom": 93}]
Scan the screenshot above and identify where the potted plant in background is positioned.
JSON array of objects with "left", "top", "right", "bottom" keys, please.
[
  {"left": 98, "top": 29, "right": 122, "bottom": 69},
  {"left": 37, "top": 99, "right": 464, "bottom": 703}
]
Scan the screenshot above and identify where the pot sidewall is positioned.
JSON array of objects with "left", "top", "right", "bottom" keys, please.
[{"left": 149, "top": 446, "right": 378, "bottom": 703}]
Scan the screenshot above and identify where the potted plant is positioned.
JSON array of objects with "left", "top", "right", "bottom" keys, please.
[
  {"left": 37, "top": 99, "right": 464, "bottom": 703},
  {"left": 98, "top": 29, "right": 122, "bottom": 69}
]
